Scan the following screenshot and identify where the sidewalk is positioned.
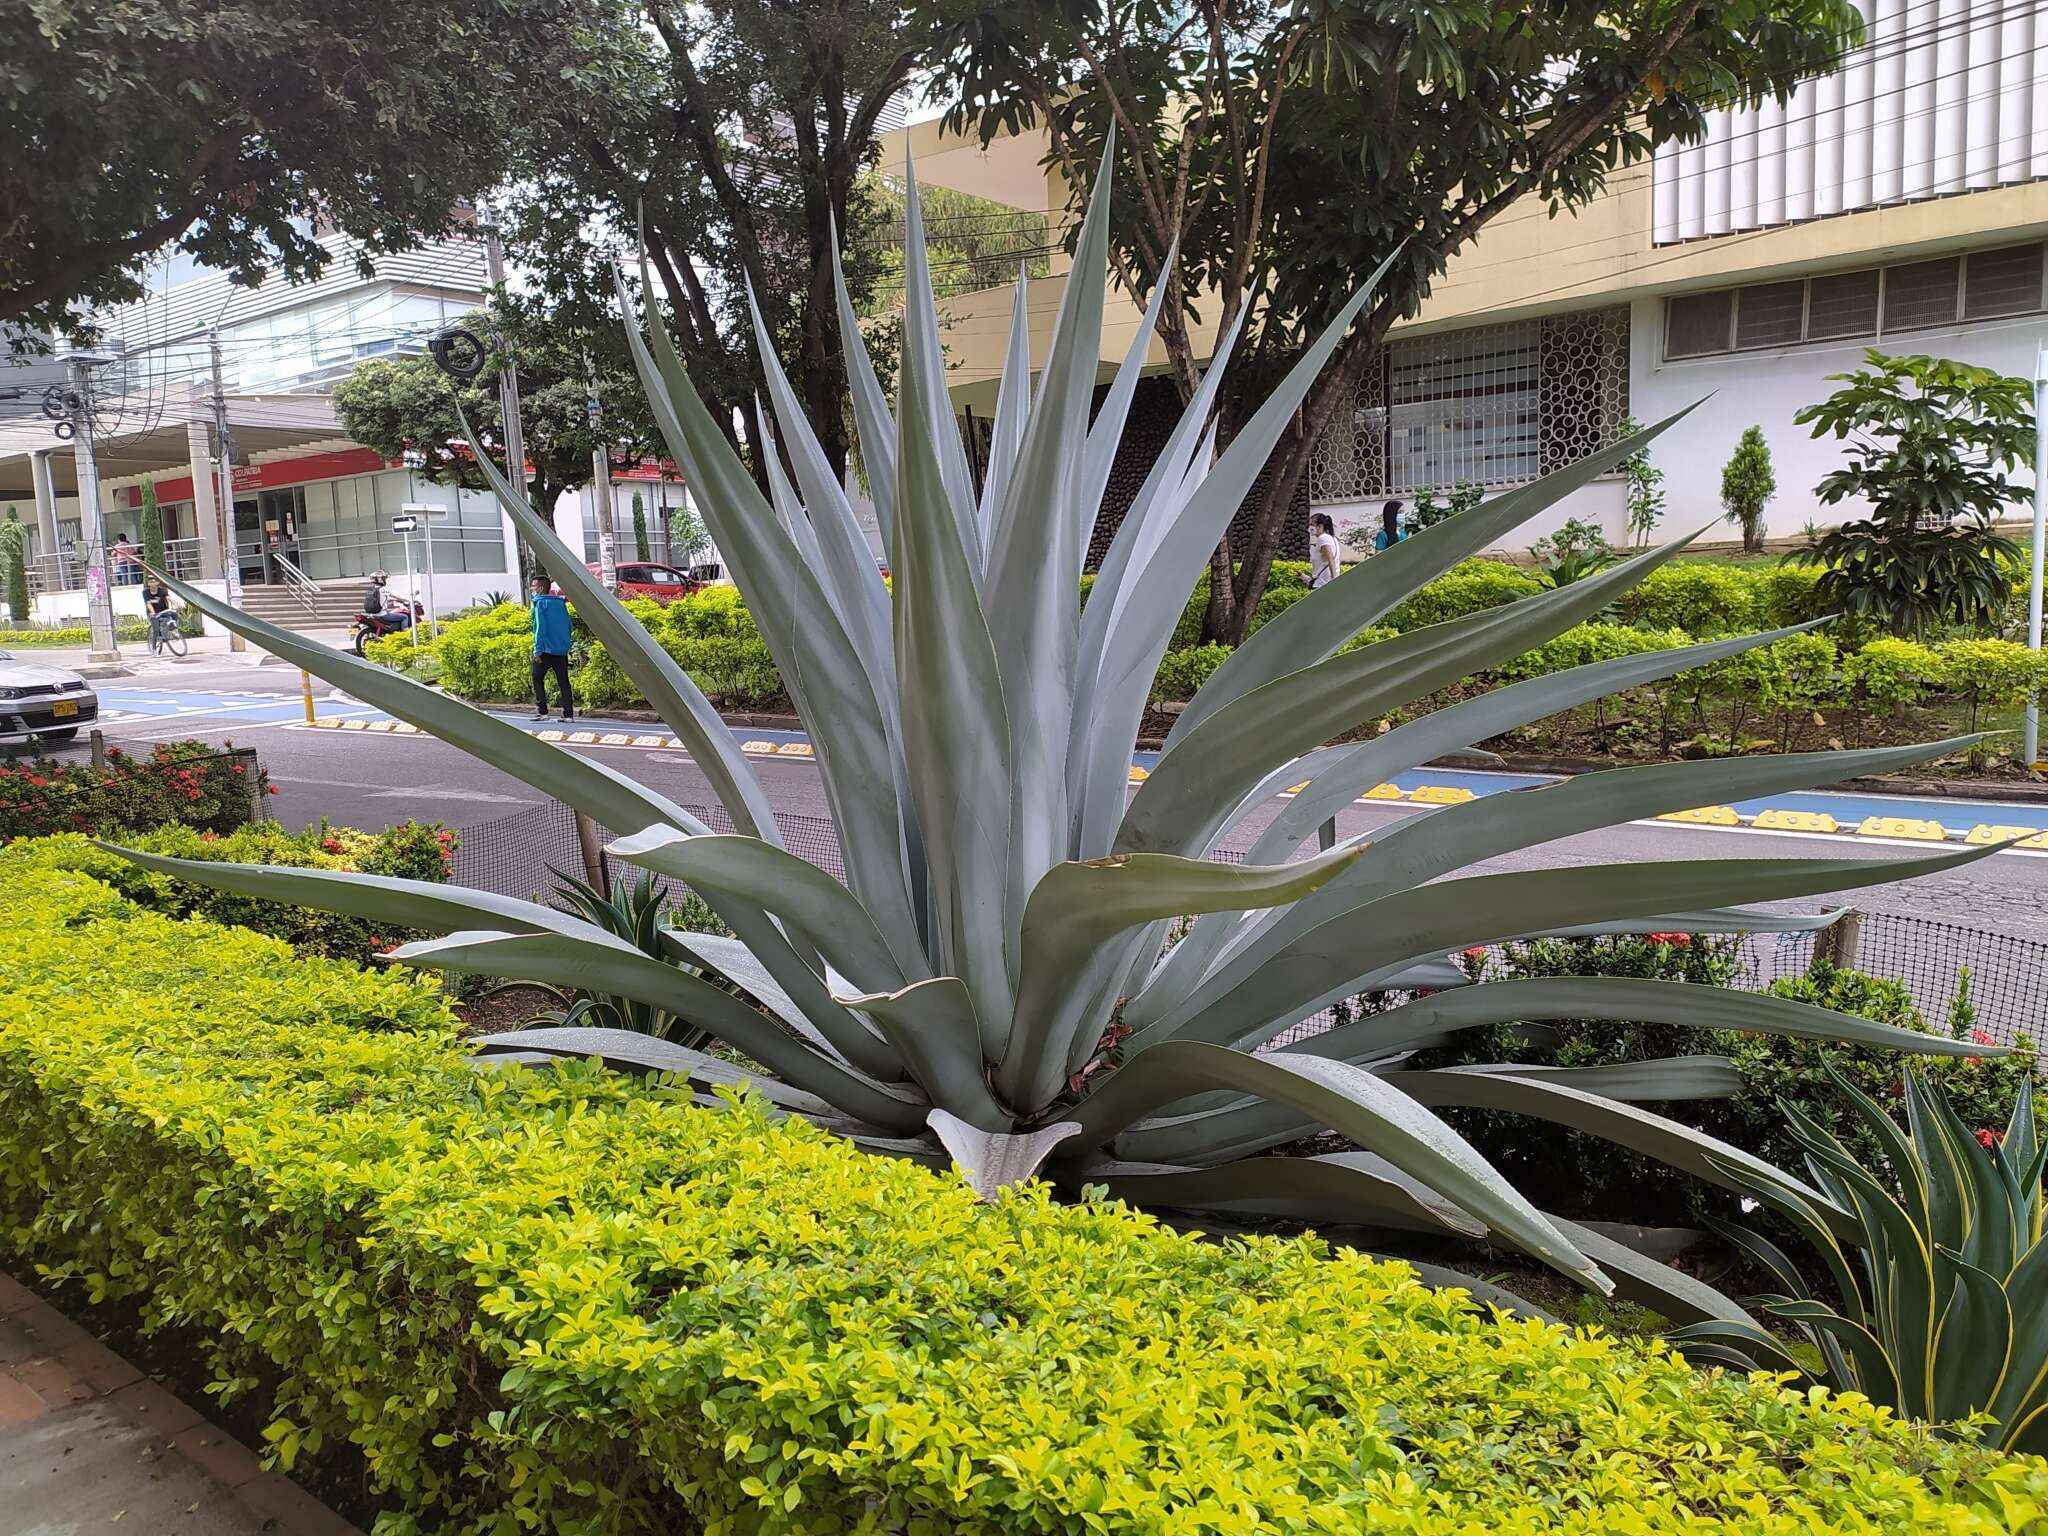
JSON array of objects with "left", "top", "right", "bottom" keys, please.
[
  {"left": 0, "top": 629, "right": 355, "bottom": 679},
  {"left": 0, "top": 1271, "right": 360, "bottom": 1536}
]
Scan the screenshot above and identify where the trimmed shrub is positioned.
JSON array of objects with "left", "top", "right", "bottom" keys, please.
[
  {"left": 2, "top": 819, "right": 453, "bottom": 964},
  {"left": 1388, "top": 559, "right": 1544, "bottom": 630},
  {"left": 1845, "top": 636, "right": 1943, "bottom": 714},
  {"left": 1616, "top": 562, "right": 1760, "bottom": 636},
  {"left": 1425, "top": 938, "right": 2041, "bottom": 1232},
  {"left": 1495, "top": 621, "right": 1691, "bottom": 683},
  {"left": 0, "top": 739, "right": 269, "bottom": 841},
  {"left": 1750, "top": 562, "right": 1829, "bottom": 629},
  {"left": 1151, "top": 643, "right": 1232, "bottom": 701},
  {"left": 6, "top": 871, "right": 2046, "bottom": 1534},
  {"left": 1934, "top": 637, "right": 2048, "bottom": 733}
]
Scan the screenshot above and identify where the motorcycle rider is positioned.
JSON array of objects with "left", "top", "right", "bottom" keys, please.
[{"left": 362, "top": 571, "right": 412, "bottom": 631}]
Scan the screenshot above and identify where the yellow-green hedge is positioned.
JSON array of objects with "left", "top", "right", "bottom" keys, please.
[{"left": 7, "top": 865, "right": 2046, "bottom": 1535}]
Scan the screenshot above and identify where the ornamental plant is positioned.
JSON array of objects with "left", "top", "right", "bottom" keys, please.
[
  {"left": 1720, "top": 425, "right": 1776, "bottom": 554},
  {"left": 0, "top": 739, "right": 267, "bottom": 841},
  {"left": 1672, "top": 1065, "right": 2048, "bottom": 1453},
  {"left": 1, "top": 508, "right": 28, "bottom": 623},
  {"left": 134, "top": 159, "right": 2011, "bottom": 1308}
]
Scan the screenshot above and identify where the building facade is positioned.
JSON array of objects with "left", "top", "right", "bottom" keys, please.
[{"left": 888, "top": 0, "right": 2048, "bottom": 556}]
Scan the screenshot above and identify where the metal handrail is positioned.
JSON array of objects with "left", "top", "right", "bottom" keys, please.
[{"left": 268, "top": 549, "right": 322, "bottom": 614}]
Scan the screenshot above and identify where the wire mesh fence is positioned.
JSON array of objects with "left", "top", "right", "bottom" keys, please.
[{"left": 453, "top": 799, "right": 2048, "bottom": 1052}]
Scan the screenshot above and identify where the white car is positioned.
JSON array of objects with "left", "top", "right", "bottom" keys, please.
[{"left": 0, "top": 651, "right": 98, "bottom": 744}]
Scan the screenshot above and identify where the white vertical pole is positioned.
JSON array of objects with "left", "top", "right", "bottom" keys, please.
[
  {"left": 68, "top": 359, "right": 119, "bottom": 662},
  {"left": 402, "top": 528, "right": 418, "bottom": 657},
  {"left": 2026, "top": 341, "right": 2047, "bottom": 768}
]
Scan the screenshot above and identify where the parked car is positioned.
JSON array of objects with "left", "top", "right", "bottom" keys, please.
[
  {"left": 588, "top": 562, "right": 701, "bottom": 603},
  {"left": 0, "top": 651, "right": 98, "bottom": 744}
]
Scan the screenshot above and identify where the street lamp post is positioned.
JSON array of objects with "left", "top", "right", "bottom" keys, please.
[
  {"left": 61, "top": 355, "right": 121, "bottom": 663},
  {"left": 2028, "top": 342, "right": 2047, "bottom": 770}
]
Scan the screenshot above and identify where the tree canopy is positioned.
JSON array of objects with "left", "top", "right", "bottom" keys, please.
[
  {"left": 0, "top": 0, "right": 571, "bottom": 342},
  {"left": 921, "top": 0, "right": 1861, "bottom": 641}
]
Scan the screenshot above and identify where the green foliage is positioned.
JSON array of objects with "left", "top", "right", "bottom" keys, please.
[
  {"left": 1793, "top": 351, "right": 2034, "bottom": 635},
  {"left": 4, "top": 870, "right": 2046, "bottom": 1533},
  {"left": 1388, "top": 559, "right": 1545, "bottom": 629},
  {"left": 1, "top": 507, "right": 30, "bottom": 622},
  {"left": 1496, "top": 621, "right": 1690, "bottom": 683},
  {"left": 4, "top": 819, "right": 453, "bottom": 965},
  {"left": 1430, "top": 946, "right": 2040, "bottom": 1235},
  {"left": 1412, "top": 481, "right": 1485, "bottom": 531},
  {"left": 1720, "top": 426, "right": 1777, "bottom": 554},
  {"left": 1749, "top": 563, "right": 1830, "bottom": 629},
  {"left": 1845, "top": 637, "right": 1944, "bottom": 714},
  {"left": 1933, "top": 637, "right": 2048, "bottom": 734},
  {"left": 0, "top": 0, "right": 566, "bottom": 342},
  {"left": 1671, "top": 1065, "right": 2048, "bottom": 1453},
  {"left": 500, "top": 868, "right": 718, "bottom": 1044},
  {"left": 630, "top": 490, "right": 650, "bottom": 561},
  {"left": 1619, "top": 415, "right": 1667, "bottom": 545},
  {"left": 1527, "top": 517, "right": 1621, "bottom": 588},
  {"left": 1617, "top": 563, "right": 1761, "bottom": 636},
  {"left": 1151, "top": 643, "right": 1233, "bottom": 701},
  {"left": 0, "top": 739, "right": 268, "bottom": 841},
  {"left": 137, "top": 478, "right": 165, "bottom": 576},
  {"left": 862, "top": 173, "right": 1051, "bottom": 302}
]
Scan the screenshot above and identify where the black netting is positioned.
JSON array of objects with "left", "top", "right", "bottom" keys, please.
[{"left": 453, "top": 803, "right": 2048, "bottom": 1053}]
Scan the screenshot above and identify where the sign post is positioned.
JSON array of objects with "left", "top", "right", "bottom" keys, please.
[
  {"left": 391, "top": 512, "right": 419, "bottom": 656},
  {"left": 401, "top": 502, "right": 447, "bottom": 643},
  {"left": 2028, "top": 342, "right": 2046, "bottom": 770}
]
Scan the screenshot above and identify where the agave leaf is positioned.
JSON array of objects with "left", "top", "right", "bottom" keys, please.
[
  {"left": 897, "top": 159, "right": 983, "bottom": 567},
  {"left": 1076, "top": 246, "right": 1176, "bottom": 580},
  {"left": 977, "top": 267, "right": 1033, "bottom": 550},
  {"left": 474, "top": 1025, "right": 838, "bottom": 1116},
  {"left": 154, "top": 570, "right": 706, "bottom": 839},
  {"left": 1120, "top": 535, "right": 1701, "bottom": 857},
  {"left": 453, "top": 404, "right": 786, "bottom": 848},
  {"left": 895, "top": 318, "right": 1016, "bottom": 1039},
  {"left": 1149, "top": 843, "right": 2005, "bottom": 1056},
  {"left": 1000, "top": 842, "right": 1362, "bottom": 1110},
  {"left": 1544, "top": 1216, "right": 1756, "bottom": 1328},
  {"left": 835, "top": 977, "right": 1007, "bottom": 1131},
  {"left": 1933, "top": 1247, "right": 2016, "bottom": 1422},
  {"left": 927, "top": 1109, "right": 1080, "bottom": 1198},
  {"left": 1664, "top": 1316, "right": 1813, "bottom": 1377},
  {"left": 658, "top": 930, "right": 831, "bottom": 1052},
  {"left": 829, "top": 211, "right": 898, "bottom": 548},
  {"left": 1986, "top": 1236, "right": 2048, "bottom": 1436},
  {"left": 608, "top": 826, "right": 915, "bottom": 994},
  {"left": 99, "top": 846, "right": 581, "bottom": 938},
  {"left": 387, "top": 928, "right": 929, "bottom": 1134},
  {"left": 617, "top": 259, "right": 922, "bottom": 967},
  {"left": 1699, "top": 1213, "right": 1821, "bottom": 1303},
  {"left": 1062, "top": 1041, "right": 1608, "bottom": 1290},
  {"left": 1062, "top": 1151, "right": 1487, "bottom": 1238},
  {"left": 1762, "top": 1298, "right": 1905, "bottom": 1404},
  {"left": 1175, "top": 406, "right": 1698, "bottom": 738},
  {"left": 655, "top": 925, "right": 901, "bottom": 1080}
]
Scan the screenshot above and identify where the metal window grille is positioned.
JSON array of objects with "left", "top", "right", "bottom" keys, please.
[{"left": 1310, "top": 306, "right": 1629, "bottom": 503}]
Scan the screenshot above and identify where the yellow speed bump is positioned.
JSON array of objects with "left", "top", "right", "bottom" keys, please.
[
  {"left": 599, "top": 732, "right": 632, "bottom": 746},
  {"left": 740, "top": 740, "right": 777, "bottom": 753},
  {"left": 631, "top": 734, "right": 668, "bottom": 748},
  {"left": 309, "top": 716, "right": 341, "bottom": 729},
  {"left": 1362, "top": 783, "right": 1406, "bottom": 801},
  {"left": 1750, "top": 808, "right": 1838, "bottom": 833},
  {"left": 536, "top": 729, "right": 566, "bottom": 742},
  {"left": 1411, "top": 785, "right": 1475, "bottom": 805},
  {"left": 566, "top": 730, "right": 598, "bottom": 745},
  {"left": 339, "top": 718, "right": 368, "bottom": 731},
  {"left": 365, "top": 719, "right": 395, "bottom": 732},
  {"left": 1966, "top": 824, "right": 2048, "bottom": 850},
  {"left": 1657, "top": 805, "right": 1740, "bottom": 826},
  {"left": 775, "top": 742, "right": 814, "bottom": 757},
  {"left": 392, "top": 722, "right": 419, "bottom": 734},
  {"left": 1855, "top": 816, "right": 1949, "bottom": 841},
  {"left": 1127, "top": 765, "right": 1150, "bottom": 783}
]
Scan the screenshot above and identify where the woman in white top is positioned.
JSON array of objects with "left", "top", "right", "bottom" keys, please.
[{"left": 1308, "top": 512, "right": 1341, "bottom": 589}]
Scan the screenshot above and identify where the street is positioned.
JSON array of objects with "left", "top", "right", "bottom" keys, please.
[{"left": 35, "top": 648, "right": 2048, "bottom": 942}]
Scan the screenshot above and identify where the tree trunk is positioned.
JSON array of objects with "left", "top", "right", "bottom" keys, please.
[{"left": 1742, "top": 514, "right": 1764, "bottom": 555}]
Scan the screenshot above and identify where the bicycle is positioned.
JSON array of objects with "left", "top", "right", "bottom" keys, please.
[{"left": 147, "top": 609, "right": 187, "bottom": 657}]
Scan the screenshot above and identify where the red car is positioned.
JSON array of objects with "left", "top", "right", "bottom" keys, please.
[{"left": 588, "top": 561, "right": 701, "bottom": 603}]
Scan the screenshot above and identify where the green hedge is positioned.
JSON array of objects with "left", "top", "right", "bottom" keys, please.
[
  {"left": 0, "top": 611, "right": 202, "bottom": 646},
  {"left": 0, "top": 739, "right": 269, "bottom": 841},
  {"left": 7, "top": 867, "right": 2045, "bottom": 1534},
  {"left": 0, "top": 819, "right": 452, "bottom": 965}
]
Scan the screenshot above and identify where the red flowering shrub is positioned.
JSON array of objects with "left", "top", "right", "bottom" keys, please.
[{"left": 0, "top": 740, "right": 269, "bottom": 842}]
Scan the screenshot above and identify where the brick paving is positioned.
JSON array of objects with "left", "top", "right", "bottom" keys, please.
[{"left": 0, "top": 1270, "right": 361, "bottom": 1536}]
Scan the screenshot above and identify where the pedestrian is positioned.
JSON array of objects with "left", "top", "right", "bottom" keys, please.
[
  {"left": 1374, "top": 499, "right": 1407, "bottom": 554},
  {"left": 1308, "top": 513, "right": 1341, "bottom": 589},
  {"left": 112, "top": 533, "right": 139, "bottom": 584},
  {"left": 529, "top": 572, "right": 574, "bottom": 721}
]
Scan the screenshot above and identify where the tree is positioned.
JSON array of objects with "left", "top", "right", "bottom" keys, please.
[
  {"left": 922, "top": 0, "right": 1859, "bottom": 642},
  {"left": 632, "top": 492, "right": 651, "bottom": 562},
  {"left": 1792, "top": 351, "right": 2032, "bottom": 636},
  {"left": 496, "top": 0, "right": 919, "bottom": 488},
  {"left": 332, "top": 296, "right": 659, "bottom": 553},
  {"left": 0, "top": 508, "right": 28, "bottom": 623},
  {"left": 1719, "top": 426, "right": 1777, "bottom": 555},
  {"left": 138, "top": 480, "right": 165, "bottom": 577},
  {"left": 0, "top": 0, "right": 571, "bottom": 343}
]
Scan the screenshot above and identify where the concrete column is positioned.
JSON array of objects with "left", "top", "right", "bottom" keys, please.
[
  {"left": 28, "top": 449, "right": 58, "bottom": 564},
  {"left": 185, "top": 398, "right": 225, "bottom": 580}
]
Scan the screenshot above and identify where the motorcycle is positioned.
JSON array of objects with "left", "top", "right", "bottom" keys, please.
[{"left": 351, "top": 600, "right": 425, "bottom": 656}]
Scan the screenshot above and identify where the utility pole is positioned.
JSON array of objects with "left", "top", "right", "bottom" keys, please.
[
  {"left": 2026, "top": 341, "right": 2047, "bottom": 769},
  {"left": 63, "top": 356, "right": 120, "bottom": 663},
  {"left": 480, "top": 203, "right": 531, "bottom": 579},
  {"left": 584, "top": 361, "right": 618, "bottom": 590},
  {"left": 208, "top": 327, "right": 248, "bottom": 653}
]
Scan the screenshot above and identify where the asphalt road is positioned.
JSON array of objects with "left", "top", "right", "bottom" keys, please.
[{"left": 39, "top": 652, "right": 2048, "bottom": 944}]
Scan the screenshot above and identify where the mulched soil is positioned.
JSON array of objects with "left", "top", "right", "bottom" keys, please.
[{"left": 453, "top": 984, "right": 558, "bottom": 1036}]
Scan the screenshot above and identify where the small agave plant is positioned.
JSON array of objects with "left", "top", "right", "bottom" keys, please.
[
  {"left": 132, "top": 153, "right": 2007, "bottom": 1310},
  {"left": 1670, "top": 1066, "right": 2048, "bottom": 1450}
]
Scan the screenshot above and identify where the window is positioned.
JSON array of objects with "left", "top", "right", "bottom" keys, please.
[
  {"left": 1666, "top": 292, "right": 1733, "bottom": 358},
  {"left": 1665, "top": 243, "right": 2041, "bottom": 359},
  {"left": 1385, "top": 320, "right": 1541, "bottom": 492},
  {"left": 1805, "top": 269, "right": 1881, "bottom": 340},
  {"left": 1734, "top": 281, "right": 1804, "bottom": 349},
  {"left": 1882, "top": 257, "right": 1962, "bottom": 332},
  {"left": 1965, "top": 242, "right": 2045, "bottom": 320}
]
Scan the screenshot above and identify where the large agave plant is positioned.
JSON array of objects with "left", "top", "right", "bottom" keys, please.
[
  {"left": 130, "top": 154, "right": 2008, "bottom": 1305},
  {"left": 1671, "top": 1066, "right": 2048, "bottom": 1451}
]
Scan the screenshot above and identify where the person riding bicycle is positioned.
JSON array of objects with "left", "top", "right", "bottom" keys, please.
[
  {"left": 142, "top": 574, "right": 179, "bottom": 652},
  {"left": 362, "top": 571, "right": 412, "bottom": 630}
]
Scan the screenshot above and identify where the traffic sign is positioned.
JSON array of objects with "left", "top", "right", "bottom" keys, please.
[
  {"left": 400, "top": 501, "right": 451, "bottom": 517},
  {"left": 391, "top": 513, "right": 419, "bottom": 533}
]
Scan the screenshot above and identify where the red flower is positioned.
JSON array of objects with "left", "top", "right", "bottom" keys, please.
[
  {"left": 1979, "top": 1128, "right": 2004, "bottom": 1151},
  {"left": 266, "top": 784, "right": 279, "bottom": 795},
  {"left": 1463, "top": 947, "right": 1488, "bottom": 960},
  {"left": 232, "top": 764, "right": 245, "bottom": 776},
  {"left": 1971, "top": 1029, "right": 1995, "bottom": 1046},
  {"left": 1647, "top": 932, "right": 1691, "bottom": 947}
]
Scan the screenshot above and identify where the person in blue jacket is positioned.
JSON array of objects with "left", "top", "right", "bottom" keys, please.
[{"left": 529, "top": 572, "right": 575, "bottom": 721}]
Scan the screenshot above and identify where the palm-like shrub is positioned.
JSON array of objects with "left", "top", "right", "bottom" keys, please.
[
  {"left": 127, "top": 160, "right": 2005, "bottom": 1306},
  {"left": 1671, "top": 1066, "right": 2048, "bottom": 1452}
]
